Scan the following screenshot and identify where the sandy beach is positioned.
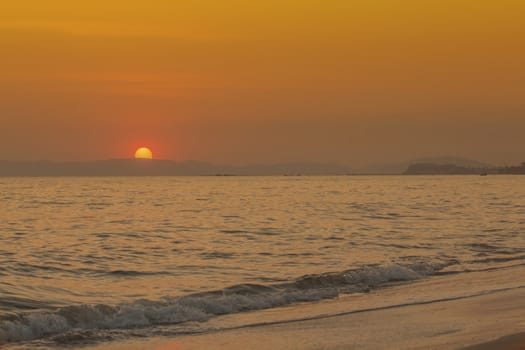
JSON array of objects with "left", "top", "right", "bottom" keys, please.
[
  {"left": 74, "top": 264, "right": 525, "bottom": 350},
  {"left": 3, "top": 0, "right": 525, "bottom": 347},
  {"left": 462, "top": 332, "right": 525, "bottom": 350},
  {"left": 3, "top": 177, "right": 525, "bottom": 350}
]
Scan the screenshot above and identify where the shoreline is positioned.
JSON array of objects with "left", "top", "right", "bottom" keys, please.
[
  {"left": 72, "top": 265, "right": 525, "bottom": 350},
  {"left": 462, "top": 332, "right": 525, "bottom": 350}
]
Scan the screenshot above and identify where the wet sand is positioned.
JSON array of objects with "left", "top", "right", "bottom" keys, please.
[
  {"left": 169, "top": 288, "right": 525, "bottom": 350},
  {"left": 461, "top": 332, "right": 525, "bottom": 350},
  {"left": 83, "top": 265, "right": 525, "bottom": 350}
]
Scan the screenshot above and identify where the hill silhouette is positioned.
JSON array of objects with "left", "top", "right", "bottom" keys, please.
[
  {"left": 0, "top": 159, "right": 350, "bottom": 176},
  {"left": 357, "top": 156, "right": 494, "bottom": 174}
]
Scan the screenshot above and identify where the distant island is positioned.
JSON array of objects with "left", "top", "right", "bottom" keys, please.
[
  {"left": 404, "top": 162, "right": 525, "bottom": 175},
  {"left": 1, "top": 158, "right": 524, "bottom": 176}
]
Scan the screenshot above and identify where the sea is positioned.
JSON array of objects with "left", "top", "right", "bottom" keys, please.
[{"left": 1, "top": 176, "right": 524, "bottom": 348}]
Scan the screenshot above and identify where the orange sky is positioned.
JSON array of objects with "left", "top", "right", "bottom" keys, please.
[{"left": 1, "top": 0, "right": 524, "bottom": 166}]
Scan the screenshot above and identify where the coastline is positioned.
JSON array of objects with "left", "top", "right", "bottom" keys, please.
[
  {"left": 70, "top": 265, "right": 525, "bottom": 350},
  {"left": 462, "top": 332, "right": 525, "bottom": 350}
]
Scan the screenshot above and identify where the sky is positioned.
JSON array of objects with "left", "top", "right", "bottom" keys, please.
[{"left": 1, "top": 0, "right": 524, "bottom": 166}]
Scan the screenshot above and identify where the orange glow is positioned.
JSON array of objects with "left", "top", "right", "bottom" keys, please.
[
  {"left": 1, "top": 1, "right": 525, "bottom": 165},
  {"left": 134, "top": 147, "right": 153, "bottom": 159}
]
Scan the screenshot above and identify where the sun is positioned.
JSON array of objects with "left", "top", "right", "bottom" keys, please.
[{"left": 134, "top": 147, "right": 153, "bottom": 159}]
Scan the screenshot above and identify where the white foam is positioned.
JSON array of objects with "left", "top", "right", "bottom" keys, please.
[{"left": 0, "top": 262, "right": 450, "bottom": 345}]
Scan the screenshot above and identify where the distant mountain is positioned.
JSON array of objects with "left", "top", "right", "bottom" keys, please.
[
  {"left": 403, "top": 159, "right": 525, "bottom": 175},
  {"left": 403, "top": 163, "right": 496, "bottom": 175},
  {"left": 357, "top": 156, "right": 495, "bottom": 175},
  {"left": 0, "top": 159, "right": 351, "bottom": 177},
  {"left": 409, "top": 156, "right": 493, "bottom": 169}
]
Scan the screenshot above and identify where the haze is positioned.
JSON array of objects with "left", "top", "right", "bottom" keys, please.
[{"left": 1, "top": 1, "right": 524, "bottom": 166}]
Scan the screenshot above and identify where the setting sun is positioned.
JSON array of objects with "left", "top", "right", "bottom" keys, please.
[{"left": 134, "top": 147, "right": 153, "bottom": 159}]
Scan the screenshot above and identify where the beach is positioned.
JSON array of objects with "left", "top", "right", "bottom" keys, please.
[
  {"left": 462, "top": 333, "right": 525, "bottom": 350},
  {"left": 70, "top": 264, "right": 525, "bottom": 350},
  {"left": 3, "top": 0, "right": 525, "bottom": 347},
  {"left": 2, "top": 176, "right": 524, "bottom": 349}
]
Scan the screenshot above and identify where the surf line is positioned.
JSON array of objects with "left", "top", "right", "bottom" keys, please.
[{"left": 206, "top": 284, "right": 525, "bottom": 334}]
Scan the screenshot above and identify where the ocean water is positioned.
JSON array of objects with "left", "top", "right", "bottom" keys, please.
[{"left": 1, "top": 176, "right": 524, "bottom": 348}]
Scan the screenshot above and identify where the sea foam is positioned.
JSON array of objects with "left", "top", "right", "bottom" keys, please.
[{"left": 0, "top": 262, "right": 452, "bottom": 344}]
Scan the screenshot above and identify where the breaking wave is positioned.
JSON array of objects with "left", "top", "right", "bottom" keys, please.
[{"left": 0, "top": 261, "right": 453, "bottom": 345}]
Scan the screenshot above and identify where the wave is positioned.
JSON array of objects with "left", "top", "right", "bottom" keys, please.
[{"left": 0, "top": 261, "right": 454, "bottom": 345}]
